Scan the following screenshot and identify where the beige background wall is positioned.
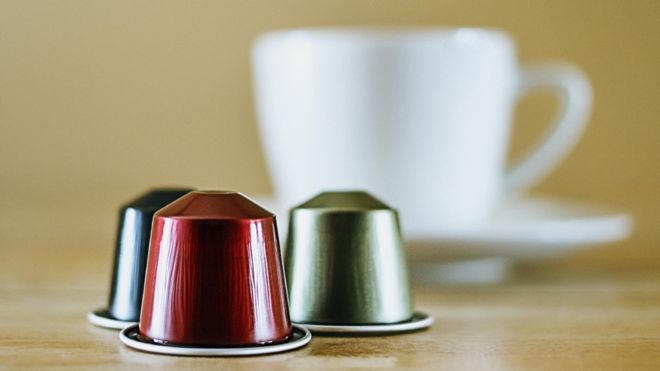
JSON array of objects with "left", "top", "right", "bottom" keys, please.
[{"left": 1, "top": 1, "right": 658, "bottom": 263}]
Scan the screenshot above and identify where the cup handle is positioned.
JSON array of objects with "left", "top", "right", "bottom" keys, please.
[{"left": 504, "top": 63, "right": 592, "bottom": 193}]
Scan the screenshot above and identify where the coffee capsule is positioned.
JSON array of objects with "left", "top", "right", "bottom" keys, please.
[
  {"left": 87, "top": 188, "right": 193, "bottom": 329},
  {"left": 285, "top": 191, "right": 433, "bottom": 334},
  {"left": 120, "top": 191, "right": 310, "bottom": 356}
]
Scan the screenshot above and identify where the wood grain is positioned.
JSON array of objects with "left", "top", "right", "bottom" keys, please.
[{"left": 1, "top": 207, "right": 659, "bottom": 370}]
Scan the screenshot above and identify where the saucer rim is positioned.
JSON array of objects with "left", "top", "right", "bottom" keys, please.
[
  {"left": 87, "top": 308, "right": 136, "bottom": 330},
  {"left": 294, "top": 311, "right": 434, "bottom": 334},
  {"left": 119, "top": 324, "right": 311, "bottom": 356}
]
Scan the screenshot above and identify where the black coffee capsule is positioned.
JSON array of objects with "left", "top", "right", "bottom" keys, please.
[{"left": 87, "top": 187, "right": 193, "bottom": 329}]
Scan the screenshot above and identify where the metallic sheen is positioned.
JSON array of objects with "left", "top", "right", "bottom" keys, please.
[
  {"left": 284, "top": 191, "right": 413, "bottom": 325},
  {"left": 107, "top": 188, "right": 193, "bottom": 321},
  {"left": 139, "top": 191, "right": 292, "bottom": 346}
]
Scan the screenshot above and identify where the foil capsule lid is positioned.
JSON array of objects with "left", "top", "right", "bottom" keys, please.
[
  {"left": 155, "top": 190, "right": 274, "bottom": 220},
  {"left": 292, "top": 190, "right": 392, "bottom": 211},
  {"left": 285, "top": 191, "right": 414, "bottom": 325}
]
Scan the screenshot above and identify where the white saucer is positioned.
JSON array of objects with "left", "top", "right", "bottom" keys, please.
[
  {"left": 406, "top": 196, "right": 633, "bottom": 262},
  {"left": 119, "top": 324, "right": 311, "bottom": 356},
  {"left": 406, "top": 196, "right": 633, "bottom": 284},
  {"left": 87, "top": 308, "right": 136, "bottom": 330},
  {"left": 296, "top": 312, "right": 433, "bottom": 335}
]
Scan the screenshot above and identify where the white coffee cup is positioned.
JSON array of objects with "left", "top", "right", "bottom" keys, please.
[{"left": 252, "top": 28, "right": 591, "bottom": 237}]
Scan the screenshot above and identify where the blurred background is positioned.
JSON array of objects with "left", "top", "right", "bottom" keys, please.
[{"left": 1, "top": 0, "right": 658, "bottom": 288}]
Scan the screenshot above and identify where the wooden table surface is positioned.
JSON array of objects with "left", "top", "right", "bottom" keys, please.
[{"left": 1, "top": 203, "right": 659, "bottom": 370}]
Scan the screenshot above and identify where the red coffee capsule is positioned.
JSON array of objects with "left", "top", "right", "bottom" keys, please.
[{"left": 138, "top": 191, "right": 292, "bottom": 347}]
